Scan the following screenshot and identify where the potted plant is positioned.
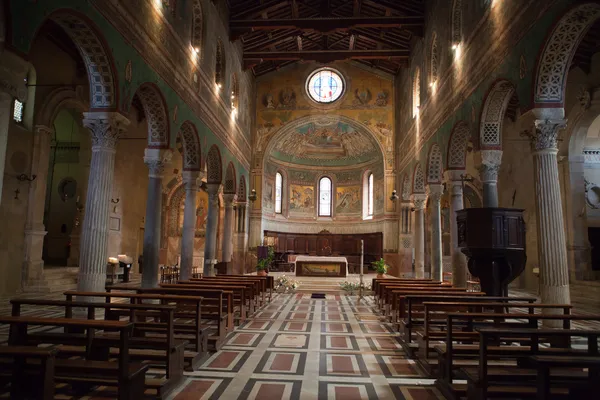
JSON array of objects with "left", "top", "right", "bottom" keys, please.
[
  {"left": 256, "top": 258, "right": 269, "bottom": 276},
  {"left": 372, "top": 258, "right": 387, "bottom": 279}
]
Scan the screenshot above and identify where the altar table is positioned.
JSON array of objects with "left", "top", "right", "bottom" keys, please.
[{"left": 294, "top": 256, "right": 348, "bottom": 277}]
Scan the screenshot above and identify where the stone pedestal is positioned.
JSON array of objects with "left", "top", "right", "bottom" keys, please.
[
  {"left": 180, "top": 171, "right": 199, "bottom": 281},
  {"left": 428, "top": 184, "right": 444, "bottom": 281},
  {"left": 203, "top": 183, "right": 221, "bottom": 277},
  {"left": 479, "top": 150, "right": 502, "bottom": 208},
  {"left": 22, "top": 126, "right": 53, "bottom": 288},
  {"left": 412, "top": 194, "right": 427, "bottom": 278},
  {"left": 527, "top": 120, "right": 571, "bottom": 312},
  {"left": 142, "top": 148, "right": 172, "bottom": 288},
  {"left": 447, "top": 171, "right": 468, "bottom": 288},
  {"left": 221, "top": 193, "right": 236, "bottom": 269},
  {"left": 77, "top": 112, "right": 130, "bottom": 293}
]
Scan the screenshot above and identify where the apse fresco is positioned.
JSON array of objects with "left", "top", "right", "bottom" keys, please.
[
  {"left": 290, "top": 185, "right": 315, "bottom": 215},
  {"left": 336, "top": 186, "right": 361, "bottom": 214}
]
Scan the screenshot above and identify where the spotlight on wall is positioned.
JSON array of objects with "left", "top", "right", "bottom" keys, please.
[
  {"left": 248, "top": 189, "right": 257, "bottom": 202},
  {"left": 16, "top": 174, "right": 36, "bottom": 182},
  {"left": 390, "top": 189, "right": 399, "bottom": 202}
]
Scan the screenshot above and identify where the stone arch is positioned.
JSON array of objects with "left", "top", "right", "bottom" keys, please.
[
  {"left": 215, "top": 39, "right": 225, "bottom": 87},
  {"left": 401, "top": 173, "right": 412, "bottom": 201},
  {"left": 35, "top": 87, "right": 88, "bottom": 127},
  {"left": 412, "top": 163, "right": 425, "bottom": 194},
  {"left": 133, "top": 83, "right": 170, "bottom": 148},
  {"left": 427, "top": 144, "right": 443, "bottom": 184},
  {"left": 224, "top": 162, "right": 237, "bottom": 194},
  {"left": 430, "top": 32, "right": 439, "bottom": 85},
  {"left": 451, "top": 0, "right": 463, "bottom": 44},
  {"left": 479, "top": 80, "right": 516, "bottom": 150},
  {"left": 206, "top": 145, "right": 223, "bottom": 184},
  {"left": 191, "top": 0, "right": 204, "bottom": 53},
  {"left": 46, "top": 11, "right": 118, "bottom": 109},
  {"left": 534, "top": 3, "right": 600, "bottom": 109},
  {"left": 413, "top": 67, "right": 421, "bottom": 118},
  {"left": 238, "top": 175, "right": 247, "bottom": 202},
  {"left": 177, "top": 121, "right": 201, "bottom": 171},
  {"left": 446, "top": 121, "right": 471, "bottom": 170},
  {"left": 167, "top": 183, "right": 186, "bottom": 237}
]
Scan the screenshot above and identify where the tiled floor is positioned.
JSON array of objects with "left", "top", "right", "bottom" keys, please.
[{"left": 168, "top": 293, "right": 443, "bottom": 400}]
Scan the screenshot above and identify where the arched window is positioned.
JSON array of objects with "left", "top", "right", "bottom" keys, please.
[
  {"left": 367, "top": 173, "right": 374, "bottom": 216},
  {"left": 275, "top": 172, "right": 283, "bottom": 214},
  {"left": 191, "top": 0, "right": 203, "bottom": 54},
  {"left": 215, "top": 40, "right": 225, "bottom": 88},
  {"left": 413, "top": 68, "right": 421, "bottom": 118},
  {"left": 430, "top": 32, "right": 439, "bottom": 88},
  {"left": 319, "top": 177, "right": 332, "bottom": 217},
  {"left": 451, "top": 0, "right": 463, "bottom": 45}
]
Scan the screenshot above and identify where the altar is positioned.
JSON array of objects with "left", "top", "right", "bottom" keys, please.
[{"left": 294, "top": 256, "right": 348, "bottom": 277}]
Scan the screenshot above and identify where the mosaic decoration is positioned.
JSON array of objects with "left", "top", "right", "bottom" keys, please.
[
  {"left": 535, "top": 3, "right": 600, "bottom": 105},
  {"left": 480, "top": 80, "right": 514, "bottom": 149},
  {"left": 427, "top": 144, "right": 443, "bottom": 184},
  {"left": 207, "top": 145, "right": 223, "bottom": 183},
  {"left": 191, "top": 0, "right": 203, "bottom": 53},
  {"left": 289, "top": 169, "right": 317, "bottom": 184},
  {"left": 137, "top": 84, "right": 170, "bottom": 147},
  {"left": 335, "top": 186, "right": 361, "bottom": 214},
  {"left": 447, "top": 121, "right": 470, "bottom": 170},
  {"left": 224, "top": 162, "right": 237, "bottom": 194},
  {"left": 52, "top": 14, "right": 117, "bottom": 109},
  {"left": 263, "top": 180, "right": 274, "bottom": 210},
  {"left": 452, "top": 0, "right": 463, "bottom": 43},
  {"left": 413, "top": 163, "right": 425, "bottom": 194},
  {"left": 270, "top": 119, "right": 380, "bottom": 167},
  {"left": 178, "top": 121, "right": 201, "bottom": 171},
  {"left": 290, "top": 184, "right": 315, "bottom": 214},
  {"left": 430, "top": 32, "right": 439, "bottom": 84},
  {"left": 401, "top": 174, "right": 411, "bottom": 201}
]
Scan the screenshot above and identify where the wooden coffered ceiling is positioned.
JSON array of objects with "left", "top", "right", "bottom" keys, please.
[{"left": 227, "top": 0, "right": 426, "bottom": 76}]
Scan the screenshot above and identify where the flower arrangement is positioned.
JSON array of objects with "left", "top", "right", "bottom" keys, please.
[
  {"left": 274, "top": 275, "right": 299, "bottom": 293},
  {"left": 339, "top": 279, "right": 372, "bottom": 295}
]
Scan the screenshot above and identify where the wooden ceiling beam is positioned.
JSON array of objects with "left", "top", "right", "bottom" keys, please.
[
  {"left": 231, "top": 0, "right": 291, "bottom": 19},
  {"left": 243, "top": 49, "right": 410, "bottom": 65},
  {"left": 230, "top": 16, "right": 424, "bottom": 38}
]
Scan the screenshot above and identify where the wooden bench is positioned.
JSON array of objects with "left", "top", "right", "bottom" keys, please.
[
  {"left": 196, "top": 274, "right": 273, "bottom": 303},
  {"left": 0, "top": 345, "right": 58, "bottom": 400},
  {"left": 378, "top": 283, "right": 456, "bottom": 315},
  {"left": 372, "top": 278, "right": 434, "bottom": 300},
  {"left": 384, "top": 288, "right": 479, "bottom": 321},
  {"left": 528, "top": 355, "right": 600, "bottom": 400},
  {"left": 191, "top": 277, "right": 263, "bottom": 307},
  {"left": 463, "top": 328, "right": 600, "bottom": 400},
  {"left": 0, "top": 316, "right": 146, "bottom": 400},
  {"left": 10, "top": 298, "right": 189, "bottom": 396}
]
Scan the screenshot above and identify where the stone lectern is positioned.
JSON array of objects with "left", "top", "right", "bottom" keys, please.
[{"left": 456, "top": 208, "right": 527, "bottom": 297}]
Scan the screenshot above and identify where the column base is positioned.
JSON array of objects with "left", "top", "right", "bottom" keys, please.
[
  {"left": 540, "top": 283, "right": 571, "bottom": 327},
  {"left": 77, "top": 271, "right": 107, "bottom": 293}
]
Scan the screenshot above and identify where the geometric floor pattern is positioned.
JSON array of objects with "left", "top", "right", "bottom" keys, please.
[{"left": 169, "top": 293, "right": 444, "bottom": 400}]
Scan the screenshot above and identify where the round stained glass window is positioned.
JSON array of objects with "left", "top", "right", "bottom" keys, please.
[{"left": 306, "top": 68, "right": 345, "bottom": 103}]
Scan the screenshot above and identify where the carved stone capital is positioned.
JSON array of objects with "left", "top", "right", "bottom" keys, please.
[
  {"left": 427, "top": 184, "right": 444, "bottom": 204},
  {"left": 182, "top": 170, "right": 200, "bottom": 190},
  {"left": 412, "top": 194, "right": 427, "bottom": 210},
  {"left": 144, "top": 148, "right": 172, "bottom": 178},
  {"left": 524, "top": 119, "right": 568, "bottom": 153},
  {"left": 223, "top": 193, "right": 237, "bottom": 207},
  {"left": 478, "top": 163, "right": 500, "bottom": 183},
  {"left": 206, "top": 183, "right": 221, "bottom": 207},
  {"left": 83, "top": 112, "right": 130, "bottom": 151}
]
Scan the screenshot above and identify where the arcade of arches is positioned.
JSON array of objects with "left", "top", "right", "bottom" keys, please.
[{"left": 1, "top": 0, "right": 600, "bottom": 398}]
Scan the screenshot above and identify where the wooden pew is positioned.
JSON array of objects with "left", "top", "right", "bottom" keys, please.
[
  {"left": 377, "top": 282, "right": 451, "bottom": 312},
  {"left": 0, "top": 346, "right": 58, "bottom": 400},
  {"left": 528, "top": 355, "right": 600, "bottom": 400},
  {"left": 374, "top": 280, "right": 441, "bottom": 307},
  {"left": 0, "top": 316, "right": 146, "bottom": 400},
  {"left": 399, "top": 295, "right": 536, "bottom": 348},
  {"left": 10, "top": 298, "right": 189, "bottom": 397},
  {"left": 195, "top": 274, "right": 273, "bottom": 304},
  {"left": 437, "top": 312, "right": 600, "bottom": 397},
  {"left": 66, "top": 290, "right": 215, "bottom": 353},
  {"left": 383, "top": 288, "right": 476, "bottom": 321},
  {"left": 463, "top": 328, "right": 600, "bottom": 400},
  {"left": 372, "top": 278, "right": 434, "bottom": 301},
  {"left": 194, "top": 276, "right": 266, "bottom": 306}
]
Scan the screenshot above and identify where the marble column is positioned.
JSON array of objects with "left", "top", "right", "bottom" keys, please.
[
  {"left": 479, "top": 150, "right": 502, "bottom": 207},
  {"left": 221, "top": 193, "right": 236, "bottom": 272},
  {"left": 77, "top": 112, "right": 130, "bottom": 293},
  {"left": 203, "top": 183, "right": 221, "bottom": 277},
  {"left": 447, "top": 171, "right": 468, "bottom": 288},
  {"left": 22, "top": 126, "right": 53, "bottom": 288},
  {"left": 141, "top": 149, "right": 172, "bottom": 288},
  {"left": 527, "top": 119, "right": 571, "bottom": 311},
  {"left": 428, "top": 184, "right": 444, "bottom": 282},
  {"left": 180, "top": 170, "right": 199, "bottom": 281},
  {"left": 412, "top": 194, "right": 427, "bottom": 278}
]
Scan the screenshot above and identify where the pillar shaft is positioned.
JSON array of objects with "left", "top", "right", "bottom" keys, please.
[
  {"left": 0, "top": 93, "right": 12, "bottom": 206},
  {"left": 204, "top": 183, "right": 221, "bottom": 277},
  {"left": 77, "top": 112, "right": 130, "bottom": 293},
  {"left": 180, "top": 171, "right": 199, "bottom": 281},
  {"left": 428, "top": 184, "right": 444, "bottom": 282},
  {"left": 222, "top": 193, "right": 236, "bottom": 267},
  {"left": 142, "top": 148, "right": 172, "bottom": 288},
  {"left": 479, "top": 150, "right": 502, "bottom": 208},
  {"left": 22, "top": 126, "right": 53, "bottom": 286},
  {"left": 529, "top": 120, "right": 571, "bottom": 308},
  {"left": 412, "top": 195, "right": 427, "bottom": 279},
  {"left": 448, "top": 172, "right": 468, "bottom": 288}
]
